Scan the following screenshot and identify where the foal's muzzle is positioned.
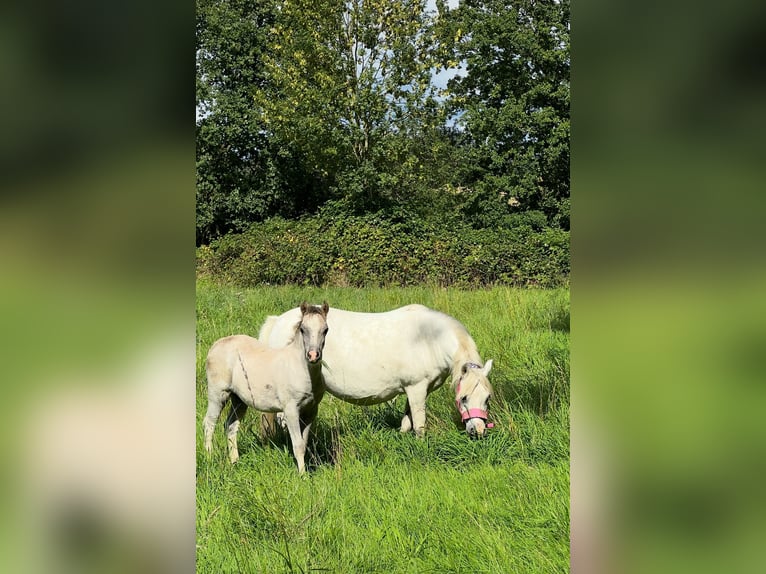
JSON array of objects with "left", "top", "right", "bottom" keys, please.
[{"left": 307, "top": 349, "right": 321, "bottom": 363}]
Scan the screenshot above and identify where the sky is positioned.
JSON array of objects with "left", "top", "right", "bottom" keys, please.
[{"left": 428, "top": 0, "right": 467, "bottom": 91}]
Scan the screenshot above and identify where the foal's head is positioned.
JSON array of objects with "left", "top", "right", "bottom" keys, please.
[
  {"left": 455, "top": 360, "right": 494, "bottom": 438},
  {"left": 297, "top": 301, "right": 330, "bottom": 364}
]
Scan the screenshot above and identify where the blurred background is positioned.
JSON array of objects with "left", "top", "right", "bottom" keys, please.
[
  {"left": 0, "top": 0, "right": 195, "bottom": 572},
  {"left": 1, "top": 0, "right": 765, "bottom": 572},
  {"left": 575, "top": 0, "right": 766, "bottom": 572}
]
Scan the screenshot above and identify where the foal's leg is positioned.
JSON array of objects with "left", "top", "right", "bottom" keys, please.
[
  {"left": 224, "top": 394, "right": 248, "bottom": 464},
  {"left": 282, "top": 403, "right": 307, "bottom": 474},
  {"left": 403, "top": 383, "right": 429, "bottom": 438},
  {"left": 203, "top": 389, "right": 230, "bottom": 454},
  {"left": 400, "top": 399, "right": 413, "bottom": 433}
]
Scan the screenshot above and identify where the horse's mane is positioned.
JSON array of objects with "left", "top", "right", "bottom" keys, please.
[
  {"left": 257, "top": 315, "right": 278, "bottom": 342},
  {"left": 284, "top": 320, "right": 301, "bottom": 346},
  {"left": 448, "top": 318, "right": 490, "bottom": 391}
]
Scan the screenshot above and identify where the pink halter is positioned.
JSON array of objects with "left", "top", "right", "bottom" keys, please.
[{"left": 455, "top": 365, "right": 494, "bottom": 428}]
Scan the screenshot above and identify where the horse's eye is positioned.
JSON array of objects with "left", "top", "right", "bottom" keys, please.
[
  {"left": 323, "top": 327, "right": 329, "bottom": 335},
  {"left": 461, "top": 395, "right": 468, "bottom": 403}
]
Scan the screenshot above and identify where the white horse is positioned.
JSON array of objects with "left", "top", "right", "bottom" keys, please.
[
  {"left": 203, "top": 302, "right": 329, "bottom": 473},
  {"left": 259, "top": 304, "right": 493, "bottom": 437}
]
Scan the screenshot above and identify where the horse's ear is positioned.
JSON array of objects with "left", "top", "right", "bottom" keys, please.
[
  {"left": 300, "top": 301, "right": 308, "bottom": 315},
  {"left": 482, "top": 359, "right": 493, "bottom": 377},
  {"left": 321, "top": 300, "right": 329, "bottom": 316}
]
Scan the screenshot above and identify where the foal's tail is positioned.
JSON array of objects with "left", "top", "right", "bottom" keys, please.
[{"left": 257, "top": 315, "right": 279, "bottom": 343}]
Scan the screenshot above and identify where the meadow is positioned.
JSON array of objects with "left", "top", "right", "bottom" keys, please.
[{"left": 196, "top": 282, "right": 570, "bottom": 573}]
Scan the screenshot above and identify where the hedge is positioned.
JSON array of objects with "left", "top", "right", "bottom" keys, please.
[{"left": 197, "top": 214, "right": 569, "bottom": 288}]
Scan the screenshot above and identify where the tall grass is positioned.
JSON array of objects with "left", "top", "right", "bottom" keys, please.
[{"left": 196, "top": 283, "right": 569, "bottom": 573}]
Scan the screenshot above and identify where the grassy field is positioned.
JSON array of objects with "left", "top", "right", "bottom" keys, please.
[{"left": 196, "top": 283, "right": 570, "bottom": 573}]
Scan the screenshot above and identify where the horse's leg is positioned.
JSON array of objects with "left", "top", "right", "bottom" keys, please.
[
  {"left": 203, "top": 389, "right": 230, "bottom": 454},
  {"left": 403, "top": 383, "right": 429, "bottom": 438},
  {"left": 224, "top": 394, "right": 248, "bottom": 464},
  {"left": 282, "top": 404, "right": 307, "bottom": 474},
  {"left": 400, "top": 399, "right": 413, "bottom": 433},
  {"left": 259, "top": 413, "right": 277, "bottom": 441}
]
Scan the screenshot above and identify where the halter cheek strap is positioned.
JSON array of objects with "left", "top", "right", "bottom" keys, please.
[{"left": 455, "top": 372, "right": 494, "bottom": 429}]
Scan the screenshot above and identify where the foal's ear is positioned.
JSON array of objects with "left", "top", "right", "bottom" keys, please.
[
  {"left": 300, "top": 301, "right": 309, "bottom": 315},
  {"left": 482, "top": 359, "right": 493, "bottom": 377},
  {"left": 321, "top": 300, "right": 329, "bottom": 316}
]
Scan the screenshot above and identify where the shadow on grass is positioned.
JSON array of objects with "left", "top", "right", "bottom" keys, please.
[
  {"left": 549, "top": 307, "right": 570, "bottom": 332},
  {"left": 494, "top": 344, "right": 569, "bottom": 417},
  {"left": 222, "top": 388, "right": 568, "bottom": 473},
  {"left": 502, "top": 376, "right": 569, "bottom": 417}
]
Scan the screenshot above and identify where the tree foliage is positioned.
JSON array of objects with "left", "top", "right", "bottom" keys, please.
[
  {"left": 437, "top": 0, "right": 570, "bottom": 229},
  {"left": 196, "top": 0, "right": 570, "bottom": 245},
  {"left": 196, "top": 0, "right": 276, "bottom": 244},
  {"left": 256, "top": 0, "right": 449, "bottom": 212}
]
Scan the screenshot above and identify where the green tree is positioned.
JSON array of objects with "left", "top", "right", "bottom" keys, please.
[
  {"left": 438, "top": 0, "right": 570, "bottom": 229},
  {"left": 257, "top": 0, "right": 445, "bottom": 212},
  {"left": 196, "top": 0, "right": 304, "bottom": 244},
  {"left": 195, "top": 0, "right": 570, "bottom": 244}
]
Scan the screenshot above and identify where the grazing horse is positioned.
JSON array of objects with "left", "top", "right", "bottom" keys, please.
[
  {"left": 259, "top": 304, "right": 493, "bottom": 437},
  {"left": 203, "top": 301, "right": 329, "bottom": 473}
]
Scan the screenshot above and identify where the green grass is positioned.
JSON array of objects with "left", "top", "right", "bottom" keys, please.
[{"left": 196, "top": 283, "right": 569, "bottom": 573}]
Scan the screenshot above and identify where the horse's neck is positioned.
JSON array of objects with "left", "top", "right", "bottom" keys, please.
[
  {"left": 287, "top": 328, "right": 304, "bottom": 356},
  {"left": 306, "top": 361, "right": 324, "bottom": 389},
  {"left": 453, "top": 345, "right": 481, "bottom": 369}
]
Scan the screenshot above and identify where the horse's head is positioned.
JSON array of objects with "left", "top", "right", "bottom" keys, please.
[
  {"left": 298, "top": 301, "right": 330, "bottom": 364},
  {"left": 455, "top": 360, "right": 494, "bottom": 438}
]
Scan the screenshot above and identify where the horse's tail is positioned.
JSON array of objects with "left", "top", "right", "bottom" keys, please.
[{"left": 257, "top": 315, "right": 279, "bottom": 342}]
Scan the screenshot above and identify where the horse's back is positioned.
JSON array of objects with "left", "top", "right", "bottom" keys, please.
[
  {"left": 265, "top": 304, "right": 464, "bottom": 352},
  {"left": 206, "top": 335, "right": 261, "bottom": 378},
  {"left": 207, "top": 334, "right": 260, "bottom": 357},
  {"left": 264, "top": 304, "right": 466, "bottom": 403}
]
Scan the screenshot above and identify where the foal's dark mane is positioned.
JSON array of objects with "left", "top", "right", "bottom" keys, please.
[
  {"left": 286, "top": 304, "right": 327, "bottom": 345},
  {"left": 301, "top": 305, "right": 325, "bottom": 317}
]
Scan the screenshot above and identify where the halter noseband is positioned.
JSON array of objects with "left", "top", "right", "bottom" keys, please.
[{"left": 455, "top": 363, "right": 494, "bottom": 428}]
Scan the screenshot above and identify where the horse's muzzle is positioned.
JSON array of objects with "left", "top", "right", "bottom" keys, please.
[
  {"left": 461, "top": 406, "right": 493, "bottom": 438},
  {"left": 307, "top": 350, "right": 321, "bottom": 363},
  {"left": 466, "top": 418, "right": 487, "bottom": 438}
]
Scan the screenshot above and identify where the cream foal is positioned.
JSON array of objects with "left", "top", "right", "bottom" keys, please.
[{"left": 203, "top": 301, "right": 329, "bottom": 473}]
